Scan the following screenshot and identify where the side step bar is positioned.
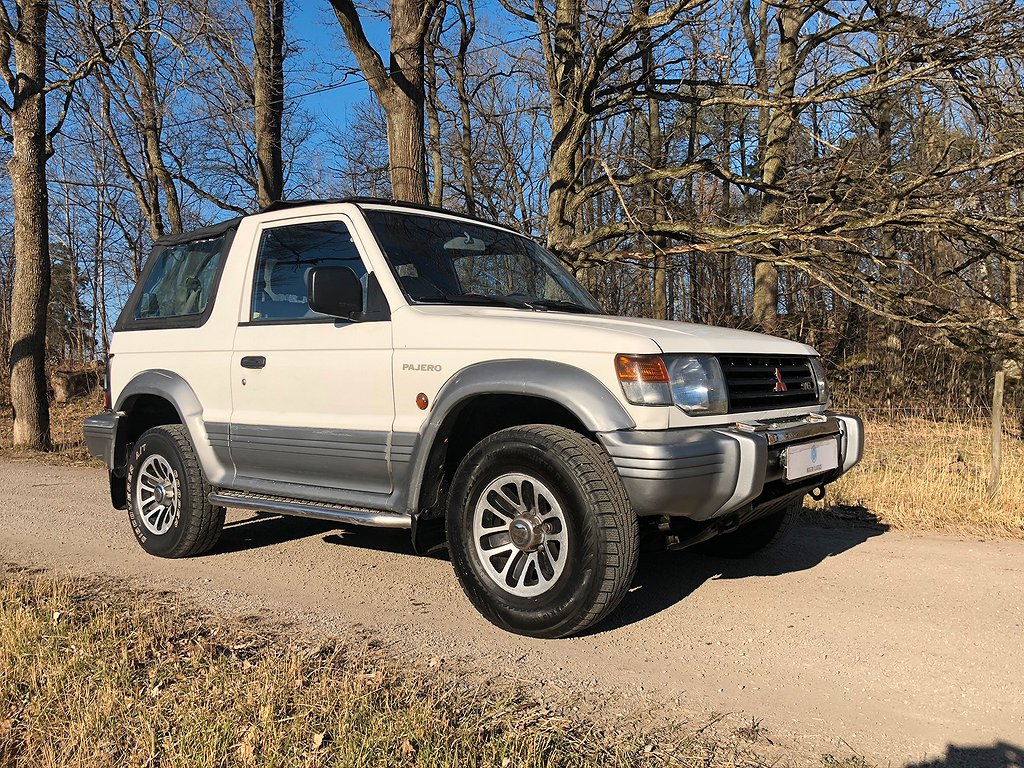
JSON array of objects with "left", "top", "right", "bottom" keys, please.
[{"left": 209, "top": 490, "right": 411, "bottom": 529}]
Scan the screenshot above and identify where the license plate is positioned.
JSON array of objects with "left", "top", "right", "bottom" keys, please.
[{"left": 785, "top": 438, "right": 839, "bottom": 481}]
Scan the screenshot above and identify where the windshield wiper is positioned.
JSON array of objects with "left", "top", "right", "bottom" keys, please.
[
  {"left": 427, "top": 292, "right": 596, "bottom": 313},
  {"left": 519, "top": 298, "right": 599, "bottom": 314},
  {"left": 439, "top": 292, "right": 535, "bottom": 310}
]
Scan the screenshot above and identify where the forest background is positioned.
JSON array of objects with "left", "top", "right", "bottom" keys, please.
[{"left": 1, "top": 0, "right": 1021, "bottom": 535}]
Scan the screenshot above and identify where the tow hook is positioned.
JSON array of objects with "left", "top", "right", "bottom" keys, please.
[
  {"left": 716, "top": 513, "right": 740, "bottom": 535},
  {"left": 810, "top": 485, "right": 826, "bottom": 501}
]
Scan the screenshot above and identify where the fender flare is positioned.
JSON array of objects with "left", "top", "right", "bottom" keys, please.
[
  {"left": 114, "top": 369, "right": 230, "bottom": 485},
  {"left": 401, "top": 359, "right": 635, "bottom": 516}
]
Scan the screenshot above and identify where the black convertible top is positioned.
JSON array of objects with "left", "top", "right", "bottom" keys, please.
[
  {"left": 154, "top": 198, "right": 524, "bottom": 249},
  {"left": 153, "top": 197, "right": 518, "bottom": 248},
  {"left": 263, "top": 197, "right": 517, "bottom": 232},
  {"left": 153, "top": 216, "right": 243, "bottom": 247}
]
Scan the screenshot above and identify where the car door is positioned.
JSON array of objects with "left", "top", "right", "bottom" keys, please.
[{"left": 229, "top": 214, "right": 395, "bottom": 495}]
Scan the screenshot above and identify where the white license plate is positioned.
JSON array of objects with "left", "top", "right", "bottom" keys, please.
[{"left": 785, "top": 438, "right": 839, "bottom": 481}]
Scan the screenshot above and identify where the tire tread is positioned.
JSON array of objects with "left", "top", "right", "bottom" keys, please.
[
  {"left": 131, "top": 425, "right": 224, "bottom": 558},
  {"left": 449, "top": 424, "right": 639, "bottom": 638}
]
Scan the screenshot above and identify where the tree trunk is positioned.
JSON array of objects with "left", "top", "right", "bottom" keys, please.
[
  {"left": 383, "top": 0, "right": 430, "bottom": 203},
  {"left": 453, "top": 0, "right": 476, "bottom": 215},
  {"left": 752, "top": 259, "right": 778, "bottom": 328},
  {"left": 642, "top": 25, "right": 668, "bottom": 320},
  {"left": 541, "top": 0, "right": 586, "bottom": 255},
  {"left": 93, "top": 74, "right": 166, "bottom": 240},
  {"left": 989, "top": 367, "right": 1005, "bottom": 500},
  {"left": 109, "top": 0, "right": 184, "bottom": 235},
  {"left": 424, "top": 13, "right": 444, "bottom": 207},
  {"left": 752, "top": 5, "right": 802, "bottom": 331},
  {"left": 329, "top": 0, "right": 432, "bottom": 205},
  {"left": 6, "top": 0, "right": 52, "bottom": 450},
  {"left": 248, "top": 0, "right": 285, "bottom": 207},
  {"left": 382, "top": 92, "right": 428, "bottom": 203}
]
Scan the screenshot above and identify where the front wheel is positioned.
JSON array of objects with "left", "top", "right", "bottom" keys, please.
[
  {"left": 126, "top": 424, "right": 225, "bottom": 558},
  {"left": 446, "top": 425, "right": 639, "bottom": 638}
]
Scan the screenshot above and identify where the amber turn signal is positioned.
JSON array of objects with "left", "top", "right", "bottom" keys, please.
[
  {"left": 614, "top": 354, "right": 672, "bottom": 406},
  {"left": 416, "top": 392, "right": 429, "bottom": 410},
  {"left": 615, "top": 354, "right": 669, "bottom": 383}
]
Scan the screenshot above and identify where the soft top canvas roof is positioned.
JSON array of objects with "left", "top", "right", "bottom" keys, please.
[
  {"left": 153, "top": 217, "right": 242, "bottom": 247},
  {"left": 153, "top": 197, "right": 520, "bottom": 248}
]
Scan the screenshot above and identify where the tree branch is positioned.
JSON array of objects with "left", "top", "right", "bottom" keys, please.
[{"left": 327, "top": 0, "right": 392, "bottom": 102}]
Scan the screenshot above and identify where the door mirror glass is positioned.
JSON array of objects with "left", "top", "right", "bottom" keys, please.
[{"left": 307, "top": 266, "right": 363, "bottom": 319}]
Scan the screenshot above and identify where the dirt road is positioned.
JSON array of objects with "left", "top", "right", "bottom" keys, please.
[{"left": 1, "top": 458, "right": 1021, "bottom": 766}]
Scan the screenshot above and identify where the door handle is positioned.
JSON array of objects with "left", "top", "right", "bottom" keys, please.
[{"left": 240, "top": 355, "right": 266, "bottom": 369}]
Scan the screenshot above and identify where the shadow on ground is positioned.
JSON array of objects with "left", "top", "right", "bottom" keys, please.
[
  {"left": 597, "top": 515, "right": 888, "bottom": 631},
  {"left": 211, "top": 508, "right": 889, "bottom": 631},
  {"left": 214, "top": 512, "right": 414, "bottom": 556},
  {"left": 905, "top": 742, "right": 1023, "bottom": 768}
]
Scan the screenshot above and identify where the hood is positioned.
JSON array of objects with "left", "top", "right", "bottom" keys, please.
[{"left": 401, "top": 305, "right": 817, "bottom": 356}]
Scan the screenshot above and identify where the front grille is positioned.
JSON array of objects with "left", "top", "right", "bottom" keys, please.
[{"left": 719, "top": 355, "right": 818, "bottom": 413}]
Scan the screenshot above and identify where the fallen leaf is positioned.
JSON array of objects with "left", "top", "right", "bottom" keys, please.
[
  {"left": 236, "top": 726, "right": 258, "bottom": 766},
  {"left": 400, "top": 738, "right": 418, "bottom": 759}
]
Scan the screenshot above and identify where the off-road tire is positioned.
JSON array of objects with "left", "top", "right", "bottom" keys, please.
[
  {"left": 697, "top": 499, "right": 803, "bottom": 558},
  {"left": 126, "top": 425, "right": 225, "bottom": 558},
  {"left": 447, "top": 425, "right": 639, "bottom": 638}
]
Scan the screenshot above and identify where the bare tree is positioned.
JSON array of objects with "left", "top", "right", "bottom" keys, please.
[
  {"left": 83, "top": 0, "right": 185, "bottom": 240},
  {"left": 0, "top": 1, "right": 126, "bottom": 449},
  {"left": 328, "top": 0, "right": 442, "bottom": 203},
  {"left": 1, "top": 0, "right": 53, "bottom": 448},
  {"left": 248, "top": 0, "right": 284, "bottom": 206},
  {"left": 325, "top": 97, "right": 392, "bottom": 196}
]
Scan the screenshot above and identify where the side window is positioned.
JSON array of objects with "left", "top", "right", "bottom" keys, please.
[
  {"left": 134, "top": 235, "right": 226, "bottom": 320},
  {"left": 250, "top": 220, "right": 367, "bottom": 322}
]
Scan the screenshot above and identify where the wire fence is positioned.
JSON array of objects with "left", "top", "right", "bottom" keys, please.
[{"left": 832, "top": 399, "right": 1023, "bottom": 434}]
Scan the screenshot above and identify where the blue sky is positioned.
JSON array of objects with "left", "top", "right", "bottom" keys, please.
[
  {"left": 285, "top": 3, "right": 381, "bottom": 132},
  {"left": 281, "top": 0, "right": 530, "bottom": 134}
]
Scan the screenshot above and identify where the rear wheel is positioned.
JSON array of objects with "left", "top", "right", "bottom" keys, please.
[
  {"left": 697, "top": 500, "right": 803, "bottom": 558},
  {"left": 447, "top": 425, "right": 639, "bottom": 638},
  {"left": 127, "top": 425, "right": 225, "bottom": 558}
]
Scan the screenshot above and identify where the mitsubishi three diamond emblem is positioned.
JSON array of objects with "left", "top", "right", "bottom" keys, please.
[{"left": 773, "top": 367, "right": 788, "bottom": 392}]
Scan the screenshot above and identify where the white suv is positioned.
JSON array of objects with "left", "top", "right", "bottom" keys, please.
[{"left": 85, "top": 199, "right": 863, "bottom": 637}]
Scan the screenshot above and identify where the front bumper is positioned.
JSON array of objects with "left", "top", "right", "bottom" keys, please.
[
  {"left": 83, "top": 411, "right": 119, "bottom": 468},
  {"left": 598, "top": 412, "right": 863, "bottom": 521}
]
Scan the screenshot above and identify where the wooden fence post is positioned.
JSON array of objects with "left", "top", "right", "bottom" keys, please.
[{"left": 989, "top": 368, "right": 1005, "bottom": 500}]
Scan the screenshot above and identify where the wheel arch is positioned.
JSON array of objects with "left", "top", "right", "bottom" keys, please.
[
  {"left": 406, "top": 359, "right": 634, "bottom": 553},
  {"left": 112, "top": 370, "right": 229, "bottom": 489}
]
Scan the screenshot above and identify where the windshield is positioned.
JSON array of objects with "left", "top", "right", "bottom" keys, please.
[{"left": 363, "top": 209, "right": 604, "bottom": 314}]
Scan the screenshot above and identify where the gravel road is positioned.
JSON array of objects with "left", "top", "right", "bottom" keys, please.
[{"left": 1, "top": 458, "right": 1021, "bottom": 767}]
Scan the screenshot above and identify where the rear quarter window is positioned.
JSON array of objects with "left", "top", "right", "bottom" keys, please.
[
  {"left": 134, "top": 237, "right": 225, "bottom": 320},
  {"left": 114, "top": 226, "right": 235, "bottom": 332}
]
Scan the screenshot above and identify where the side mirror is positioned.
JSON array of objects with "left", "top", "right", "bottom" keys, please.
[{"left": 308, "top": 266, "right": 363, "bottom": 319}]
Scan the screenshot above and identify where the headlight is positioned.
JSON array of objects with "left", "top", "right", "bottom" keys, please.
[
  {"left": 808, "top": 356, "right": 830, "bottom": 405},
  {"left": 665, "top": 355, "right": 728, "bottom": 415},
  {"left": 615, "top": 353, "right": 727, "bottom": 414}
]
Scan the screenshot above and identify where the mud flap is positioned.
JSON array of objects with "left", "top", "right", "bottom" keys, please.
[
  {"left": 411, "top": 515, "right": 448, "bottom": 557},
  {"left": 109, "top": 470, "right": 127, "bottom": 510}
]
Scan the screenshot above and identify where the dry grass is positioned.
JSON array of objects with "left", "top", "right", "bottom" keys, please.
[
  {"left": 817, "top": 413, "right": 1024, "bottom": 538},
  {"left": 0, "top": 567, "right": 854, "bottom": 768},
  {"left": 0, "top": 388, "right": 103, "bottom": 466}
]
